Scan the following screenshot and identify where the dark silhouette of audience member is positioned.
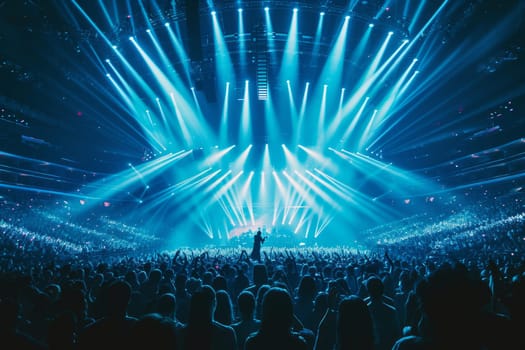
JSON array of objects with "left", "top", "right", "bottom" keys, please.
[
  {"left": 77, "top": 280, "right": 138, "bottom": 349},
  {"left": 250, "top": 230, "right": 266, "bottom": 262},
  {"left": 128, "top": 313, "right": 178, "bottom": 350},
  {"left": 294, "top": 275, "right": 318, "bottom": 331},
  {"left": 156, "top": 292, "right": 184, "bottom": 328},
  {"left": 254, "top": 284, "right": 271, "bottom": 320},
  {"left": 47, "top": 311, "right": 76, "bottom": 350},
  {"left": 233, "top": 264, "right": 250, "bottom": 299},
  {"left": 365, "top": 276, "right": 400, "bottom": 350},
  {"left": 336, "top": 296, "right": 375, "bottom": 350},
  {"left": 0, "top": 298, "right": 46, "bottom": 349},
  {"left": 245, "top": 287, "right": 308, "bottom": 350},
  {"left": 180, "top": 285, "right": 237, "bottom": 350},
  {"left": 214, "top": 289, "right": 234, "bottom": 325},
  {"left": 312, "top": 291, "right": 329, "bottom": 332},
  {"left": 245, "top": 264, "right": 268, "bottom": 297},
  {"left": 232, "top": 291, "right": 261, "bottom": 350},
  {"left": 174, "top": 273, "right": 190, "bottom": 324},
  {"left": 393, "top": 262, "right": 517, "bottom": 350}
]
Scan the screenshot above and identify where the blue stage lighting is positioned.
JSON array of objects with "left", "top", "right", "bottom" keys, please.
[
  {"left": 238, "top": 8, "right": 243, "bottom": 12},
  {"left": 293, "top": 8, "right": 298, "bottom": 12},
  {"left": 369, "top": 23, "right": 374, "bottom": 28},
  {"left": 146, "top": 29, "right": 151, "bottom": 33},
  {"left": 129, "top": 36, "right": 134, "bottom": 41},
  {"left": 320, "top": 12, "right": 325, "bottom": 16},
  {"left": 211, "top": 10, "right": 216, "bottom": 15},
  {"left": 388, "top": 31, "right": 394, "bottom": 35},
  {"left": 165, "top": 22, "right": 170, "bottom": 27},
  {"left": 345, "top": 15, "right": 350, "bottom": 19},
  {"left": 264, "top": 7, "right": 269, "bottom": 11}
]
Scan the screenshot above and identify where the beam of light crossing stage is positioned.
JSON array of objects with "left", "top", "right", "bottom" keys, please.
[
  {"left": 172, "top": 169, "right": 232, "bottom": 221},
  {"left": 357, "top": 109, "right": 378, "bottom": 151},
  {"left": 169, "top": 92, "right": 193, "bottom": 147},
  {"left": 309, "top": 11, "right": 325, "bottom": 69},
  {"left": 286, "top": 80, "right": 298, "bottom": 128},
  {"left": 238, "top": 8, "right": 247, "bottom": 70},
  {"left": 203, "top": 145, "right": 236, "bottom": 167},
  {"left": 239, "top": 80, "right": 252, "bottom": 147},
  {"left": 264, "top": 6, "right": 277, "bottom": 64},
  {"left": 338, "top": 38, "right": 409, "bottom": 128},
  {"left": 364, "top": 58, "right": 419, "bottom": 148},
  {"left": 146, "top": 168, "right": 213, "bottom": 203},
  {"left": 337, "top": 96, "right": 369, "bottom": 148},
  {"left": 219, "top": 82, "right": 230, "bottom": 146},
  {"left": 165, "top": 22, "right": 192, "bottom": 84},
  {"left": 231, "top": 144, "right": 253, "bottom": 172},
  {"left": 316, "top": 84, "right": 328, "bottom": 147},
  {"left": 282, "top": 171, "right": 321, "bottom": 215},
  {"left": 222, "top": 175, "right": 249, "bottom": 227},
  {"left": 294, "top": 170, "right": 342, "bottom": 211},
  {"left": 297, "top": 145, "right": 337, "bottom": 173},
  {"left": 279, "top": 8, "right": 299, "bottom": 84},
  {"left": 211, "top": 11, "right": 235, "bottom": 94},
  {"left": 317, "top": 15, "right": 350, "bottom": 93},
  {"left": 105, "top": 73, "right": 165, "bottom": 152},
  {"left": 129, "top": 37, "right": 210, "bottom": 143},
  {"left": 313, "top": 167, "right": 398, "bottom": 219},
  {"left": 80, "top": 150, "right": 191, "bottom": 210},
  {"left": 294, "top": 82, "right": 310, "bottom": 146}
]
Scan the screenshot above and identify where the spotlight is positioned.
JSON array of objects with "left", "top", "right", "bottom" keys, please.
[
  {"left": 129, "top": 36, "right": 134, "bottom": 41},
  {"left": 146, "top": 29, "right": 151, "bottom": 33},
  {"left": 369, "top": 23, "right": 374, "bottom": 28},
  {"left": 388, "top": 31, "right": 394, "bottom": 35},
  {"left": 112, "top": 45, "right": 117, "bottom": 50},
  {"left": 105, "top": 59, "right": 110, "bottom": 63},
  {"left": 211, "top": 10, "right": 216, "bottom": 15},
  {"left": 413, "top": 58, "right": 418, "bottom": 62},
  {"left": 165, "top": 22, "right": 170, "bottom": 27},
  {"left": 264, "top": 7, "right": 269, "bottom": 11},
  {"left": 105, "top": 73, "right": 110, "bottom": 77},
  {"left": 345, "top": 15, "right": 350, "bottom": 19},
  {"left": 320, "top": 11, "right": 325, "bottom": 16},
  {"left": 293, "top": 8, "right": 298, "bottom": 12},
  {"left": 238, "top": 8, "right": 243, "bottom": 12}
]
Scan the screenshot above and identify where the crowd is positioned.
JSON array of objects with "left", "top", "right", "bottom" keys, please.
[{"left": 1, "top": 193, "right": 524, "bottom": 349}]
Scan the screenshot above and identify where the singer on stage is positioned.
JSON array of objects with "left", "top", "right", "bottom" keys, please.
[{"left": 250, "top": 229, "right": 266, "bottom": 262}]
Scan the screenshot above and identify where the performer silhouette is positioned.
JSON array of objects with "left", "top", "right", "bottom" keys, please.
[{"left": 250, "top": 229, "right": 266, "bottom": 262}]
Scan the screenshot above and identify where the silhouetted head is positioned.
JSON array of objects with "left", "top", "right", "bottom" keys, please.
[
  {"left": 213, "top": 275, "right": 228, "bottom": 292},
  {"left": 365, "top": 276, "right": 384, "bottom": 300},
  {"left": 130, "top": 313, "right": 178, "bottom": 350},
  {"left": 337, "top": 296, "right": 374, "bottom": 350},
  {"left": 253, "top": 264, "right": 268, "bottom": 286},
  {"left": 157, "top": 293, "right": 176, "bottom": 319},
  {"left": 188, "top": 285, "right": 216, "bottom": 325},
  {"left": 297, "top": 275, "right": 317, "bottom": 300},
  {"left": 214, "top": 290, "right": 233, "bottom": 325},
  {"left": 237, "top": 291, "right": 256, "bottom": 319},
  {"left": 260, "top": 287, "right": 294, "bottom": 334},
  {"left": 106, "top": 280, "right": 132, "bottom": 317}
]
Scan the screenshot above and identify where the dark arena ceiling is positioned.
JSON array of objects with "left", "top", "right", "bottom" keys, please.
[{"left": 1, "top": 0, "right": 524, "bottom": 245}]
